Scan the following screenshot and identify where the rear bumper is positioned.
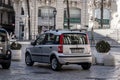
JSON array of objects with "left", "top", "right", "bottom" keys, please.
[{"left": 58, "top": 55, "right": 92, "bottom": 64}]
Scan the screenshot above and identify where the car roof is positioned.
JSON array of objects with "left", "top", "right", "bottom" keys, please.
[
  {"left": 0, "top": 28, "right": 9, "bottom": 39},
  {"left": 0, "top": 28, "right": 7, "bottom": 32},
  {"left": 44, "top": 30, "right": 87, "bottom": 35}
]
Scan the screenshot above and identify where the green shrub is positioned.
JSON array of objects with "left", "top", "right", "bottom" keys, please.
[
  {"left": 95, "top": 40, "right": 110, "bottom": 53},
  {"left": 10, "top": 42, "right": 22, "bottom": 50}
]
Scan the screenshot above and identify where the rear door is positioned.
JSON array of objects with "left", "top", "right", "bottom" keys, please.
[{"left": 62, "top": 33, "right": 90, "bottom": 56}]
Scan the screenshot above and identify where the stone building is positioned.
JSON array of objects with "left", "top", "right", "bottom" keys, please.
[
  {"left": 12, "top": 0, "right": 119, "bottom": 41},
  {"left": 0, "top": 0, "right": 15, "bottom": 33},
  {"left": 12, "top": 0, "right": 89, "bottom": 40},
  {"left": 88, "top": 0, "right": 117, "bottom": 29}
]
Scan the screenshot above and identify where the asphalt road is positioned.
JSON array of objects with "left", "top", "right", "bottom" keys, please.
[
  {"left": 0, "top": 44, "right": 120, "bottom": 80},
  {"left": 0, "top": 61, "right": 120, "bottom": 80}
]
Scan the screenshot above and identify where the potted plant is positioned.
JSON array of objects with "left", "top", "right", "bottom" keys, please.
[
  {"left": 95, "top": 40, "right": 111, "bottom": 64},
  {"left": 10, "top": 42, "right": 22, "bottom": 60}
]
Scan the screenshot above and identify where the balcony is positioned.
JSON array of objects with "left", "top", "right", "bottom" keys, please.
[{"left": 0, "top": 3, "right": 14, "bottom": 11}]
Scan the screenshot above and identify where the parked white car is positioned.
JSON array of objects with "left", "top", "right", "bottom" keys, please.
[{"left": 25, "top": 30, "right": 92, "bottom": 71}]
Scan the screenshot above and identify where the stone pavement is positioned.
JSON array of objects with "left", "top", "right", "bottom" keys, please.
[{"left": 8, "top": 41, "right": 120, "bottom": 80}]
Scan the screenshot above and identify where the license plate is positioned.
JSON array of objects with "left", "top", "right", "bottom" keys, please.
[{"left": 71, "top": 48, "right": 84, "bottom": 53}]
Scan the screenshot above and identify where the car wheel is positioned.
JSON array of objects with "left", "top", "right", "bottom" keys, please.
[
  {"left": 51, "top": 57, "right": 62, "bottom": 71},
  {"left": 2, "top": 51, "right": 11, "bottom": 69},
  {"left": 2, "top": 61, "right": 11, "bottom": 69},
  {"left": 81, "top": 63, "right": 91, "bottom": 70},
  {"left": 25, "top": 53, "right": 34, "bottom": 66}
]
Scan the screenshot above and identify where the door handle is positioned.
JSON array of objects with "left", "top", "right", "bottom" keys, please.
[
  {"left": 39, "top": 47, "right": 41, "bottom": 48},
  {"left": 49, "top": 47, "right": 52, "bottom": 48}
]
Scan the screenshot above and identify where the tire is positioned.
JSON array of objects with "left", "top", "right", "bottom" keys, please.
[
  {"left": 51, "top": 57, "right": 62, "bottom": 71},
  {"left": 25, "top": 53, "right": 34, "bottom": 66},
  {"left": 81, "top": 63, "right": 91, "bottom": 70},
  {"left": 2, "top": 61, "right": 11, "bottom": 69},
  {"left": 2, "top": 51, "right": 11, "bottom": 69}
]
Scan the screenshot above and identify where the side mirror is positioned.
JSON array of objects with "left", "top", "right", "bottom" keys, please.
[{"left": 31, "top": 41, "right": 36, "bottom": 46}]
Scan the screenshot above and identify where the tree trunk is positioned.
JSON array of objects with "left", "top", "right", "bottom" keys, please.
[
  {"left": 26, "top": 0, "right": 31, "bottom": 40},
  {"left": 100, "top": 0, "right": 103, "bottom": 29},
  {"left": 66, "top": 0, "right": 70, "bottom": 29}
]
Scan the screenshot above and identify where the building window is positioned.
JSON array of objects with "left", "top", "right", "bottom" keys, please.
[
  {"left": 38, "top": 6, "right": 55, "bottom": 27},
  {"left": 94, "top": 8, "right": 110, "bottom": 28},
  {"left": 8, "top": 12, "right": 10, "bottom": 24},
  {"left": 64, "top": 8, "right": 81, "bottom": 23},
  {"left": 39, "top": 7, "right": 54, "bottom": 17},
  {"left": 21, "top": 7, "right": 24, "bottom": 15},
  {"left": 2, "top": 0, "right": 5, "bottom": 4},
  {"left": 38, "top": 9, "right": 41, "bottom": 17},
  {"left": 1, "top": 13, "right": 3, "bottom": 24},
  {"left": 0, "top": 0, "right": 2, "bottom": 4},
  {"left": 8, "top": 0, "right": 11, "bottom": 5}
]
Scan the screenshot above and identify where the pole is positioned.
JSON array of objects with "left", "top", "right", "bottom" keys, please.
[
  {"left": 66, "top": 0, "right": 70, "bottom": 29},
  {"left": 100, "top": 0, "right": 103, "bottom": 29},
  {"left": 54, "top": 14, "right": 56, "bottom": 30},
  {"left": 26, "top": 0, "right": 31, "bottom": 40}
]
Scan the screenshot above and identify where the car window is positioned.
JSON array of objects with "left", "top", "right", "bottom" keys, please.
[
  {"left": 0, "top": 35, "right": 5, "bottom": 42},
  {"left": 54, "top": 35, "right": 59, "bottom": 44},
  {"left": 44, "top": 33, "right": 55, "bottom": 44},
  {"left": 0, "top": 31, "right": 7, "bottom": 42},
  {"left": 63, "top": 33, "right": 87, "bottom": 45},
  {"left": 36, "top": 34, "right": 45, "bottom": 45}
]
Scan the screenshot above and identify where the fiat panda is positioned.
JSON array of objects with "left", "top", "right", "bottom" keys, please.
[{"left": 25, "top": 30, "right": 92, "bottom": 71}]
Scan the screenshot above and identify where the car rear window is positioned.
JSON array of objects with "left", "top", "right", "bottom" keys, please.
[{"left": 61, "top": 33, "right": 88, "bottom": 45}]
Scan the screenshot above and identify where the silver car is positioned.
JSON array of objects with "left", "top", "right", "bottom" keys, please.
[
  {"left": 0, "top": 28, "right": 11, "bottom": 69},
  {"left": 25, "top": 30, "right": 92, "bottom": 71}
]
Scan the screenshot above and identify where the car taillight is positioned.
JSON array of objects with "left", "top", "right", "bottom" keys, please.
[
  {"left": 59, "top": 34, "right": 63, "bottom": 44},
  {"left": 58, "top": 34, "right": 63, "bottom": 53},
  {"left": 58, "top": 45, "right": 63, "bottom": 53}
]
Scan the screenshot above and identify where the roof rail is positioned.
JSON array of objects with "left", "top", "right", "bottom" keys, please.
[
  {"left": 70, "top": 29, "right": 87, "bottom": 32},
  {"left": 50, "top": 29, "right": 67, "bottom": 32}
]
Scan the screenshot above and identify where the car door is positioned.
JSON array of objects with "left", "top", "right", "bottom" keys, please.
[
  {"left": 31, "top": 34, "right": 45, "bottom": 62},
  {"left": 41, "top": 33, "right": 56, "bottom": 63}
]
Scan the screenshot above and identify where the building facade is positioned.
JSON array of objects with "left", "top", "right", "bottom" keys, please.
[
  {"left": 12, "top": 0, "right": 118, "bottom": 40},
  {"left": 88, "top": 0, "right": 117, "bottom": 29},
  {"left": 0, "top": 0, "right": 15, "bottom": 33},
  {"left": 12, "top": 0, "right": 89, "bottom": 40}
]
